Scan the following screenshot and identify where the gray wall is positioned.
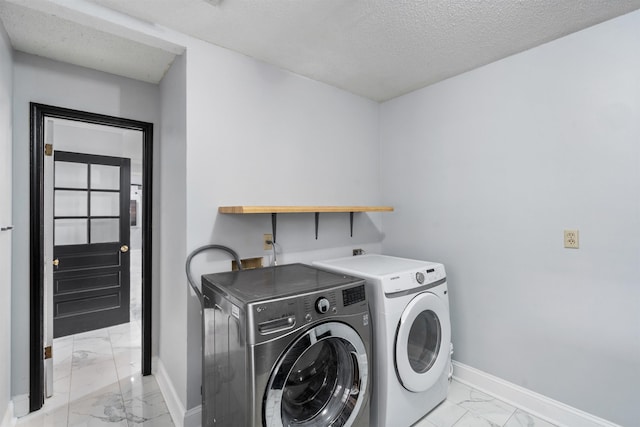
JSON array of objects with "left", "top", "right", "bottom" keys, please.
[
  {"left": 11, "top": 53, "right": 161, "bottom": 399},
  {"left": 167, "top": 37, "right": 383, "bottom": 412},
  {"left": 158, "top": 52, "right": 188, "bottom": 407},
  {"left": 379, "top": 10, "right": 640, "bottom": 427},
  {"left": 0, "top": 18, "right": 13, "bottom": 426}
]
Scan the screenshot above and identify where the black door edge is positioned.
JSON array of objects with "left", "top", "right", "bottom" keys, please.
[{"left": 29, "top": 103, "right": 154, "bottom": 412}]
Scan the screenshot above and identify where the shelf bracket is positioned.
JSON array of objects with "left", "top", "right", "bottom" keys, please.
[
  {"left": 350, "top": 212, "right": 354, "bottom": 237},
  {"left": 271, "top": 213, "right": 277, "bottom": 243},
  {"left": 315, "top": 212, "right": 319, "bottom": 239}
]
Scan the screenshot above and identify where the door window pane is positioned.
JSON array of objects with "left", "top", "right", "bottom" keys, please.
[
  {"left": 91, "top": 218, "right": 119, "bottom": 243},
  {"left": 55, "top": 162, "right": 87, "bottom": 188},
  {"left": 407, "top": 310, "right": 441, "bottom": 373},
  {"left": 55, "top": 219, "right": 87, "bottom": 245},
  {"left": 91, "top": 192, "right": 120, "bottom": 216},
  {"left": 91, "top": 164, "right": 120, "bottom": 190},
  {"left": 55, "top": 190, "right": 87, "bottom": 216}
]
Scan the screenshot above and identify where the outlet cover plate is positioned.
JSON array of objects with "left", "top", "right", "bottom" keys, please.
[
  {"left": 264, "top": 234, "right": 273, "bottom": 250},
  {"left": 564, "top": 229, "right": 579, "bottom": 249}
]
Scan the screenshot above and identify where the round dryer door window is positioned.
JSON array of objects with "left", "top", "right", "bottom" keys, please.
[
  {"left": 264, "top": 322, "right": 369, "bottom": 427},
  {"left": 395, "top": 292, "right": 451, "bottom": 393}
]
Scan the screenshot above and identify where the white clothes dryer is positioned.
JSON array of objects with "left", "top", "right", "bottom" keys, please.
[{"left": 314, "top": 254, "right": 452, "bottom": 427}]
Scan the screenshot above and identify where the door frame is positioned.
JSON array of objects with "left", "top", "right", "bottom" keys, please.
[{"left": 29, "top": 103, "right": 154, "bottom": 412}]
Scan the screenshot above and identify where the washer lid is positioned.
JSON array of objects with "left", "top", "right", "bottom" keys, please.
[
  {"left": 202, "top": 263, "right": 363, "bottom": 305},
  {"left": 395, "top": 292, "right": 451, "bottom": 392}
]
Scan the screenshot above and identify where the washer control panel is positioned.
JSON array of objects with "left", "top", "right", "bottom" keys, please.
[
  {"left": 247, "top": 280, "right": 367, "bottom": 344},
  {"left": 300, "top": 284, "right": 367, "bottom": 324},
  {"left": 304, "top": 291, "right": 337, "bottom": 316},
  {"left": 316, "top": 297, "right": 330, "bottom": 313}
]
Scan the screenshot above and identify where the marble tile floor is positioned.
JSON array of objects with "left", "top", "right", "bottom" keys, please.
[
  {"left": 14, "top": 333, "right": 557, "bottom": 427},
  {"left": 16, "top": 322, "right": 174, "bottom": 427},
  {"left": 16, "top": 329, "right": 558, "bottom": 427},
  {"left": 16, "top": 363, "right": 557, "bottom": 427},
  {"left": 414, "top": 379, "right": 558, "bottom": 427}
]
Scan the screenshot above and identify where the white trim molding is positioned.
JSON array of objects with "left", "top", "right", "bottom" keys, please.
[
  {"left": 183, "top": 404, "right": 202, "bottom": 427},
  {"left": 154, "top": 357, "right": 187, "bottom": 427},
  {"left": 154, "top": 357, "right": 203, "bottom": 427},
  {"left": 10, "top": 395, "right": 27, "bottom": 419},
  {"left": 1, "top": 401, "right": 15, "bottom": 427},
  {"left": 452, "top": 361, "right": 622, "bottom": 427}
]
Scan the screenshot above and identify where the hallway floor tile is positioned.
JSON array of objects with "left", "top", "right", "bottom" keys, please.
[{"left": 16, "top": 323, "right": 173, "bottom": 427}]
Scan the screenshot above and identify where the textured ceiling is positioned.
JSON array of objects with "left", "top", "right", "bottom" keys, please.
[
  {"left": 0, "top": 1, "right": 180, "bottom": 83},
  {"left": 2, "top": 0, "right": 640, "bottom": 101}
]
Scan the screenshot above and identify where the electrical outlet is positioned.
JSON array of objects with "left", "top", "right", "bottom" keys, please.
[
  {"left": 264, "top": 234, "right": 273, "bottom": 250},
  {"left": 564, "top": 229, "right": 579, "bottom": 249}
]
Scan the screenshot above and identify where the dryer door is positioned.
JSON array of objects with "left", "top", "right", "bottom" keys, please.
[
  {"left": 264, "top": 322, "right": 369, "bottom": 427},
  {"left": 395, "top": 292, "right": 451, "bottom": 392}
]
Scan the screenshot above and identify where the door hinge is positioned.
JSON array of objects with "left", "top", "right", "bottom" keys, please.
[
  {"left": 44, "top": 345, "right": 52, "bottom": 359},
  {"left": 44, "top": 144, "right": 53, "bottom": 156}
]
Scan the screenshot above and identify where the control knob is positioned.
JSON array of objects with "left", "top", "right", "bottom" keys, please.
[
  {"left": 316, "top": 297, "right": 330, "bottom": 314},
  {"left": 416, "top": 272, "right": 425, "bottom": 284}
]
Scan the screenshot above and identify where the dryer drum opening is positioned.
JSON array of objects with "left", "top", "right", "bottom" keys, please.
[{"left": 407, "top": 310, "right": 441, "bottom": 373}]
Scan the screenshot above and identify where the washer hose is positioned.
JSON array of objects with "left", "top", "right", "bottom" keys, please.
[{"left": 185, "top": 244, "right": 242, "bottom": 302}]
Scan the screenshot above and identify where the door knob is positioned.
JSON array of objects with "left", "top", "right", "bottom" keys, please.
[
  {"left": 120, "top": 245, "right": 129, "bottom": 253},
  {"left": 52, "top": 259, "right": 59, "bottom": 267}
]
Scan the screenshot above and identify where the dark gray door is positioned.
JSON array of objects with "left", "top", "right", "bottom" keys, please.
[{"left": 53, "top": 151, "right": 131, "bottom": 338}]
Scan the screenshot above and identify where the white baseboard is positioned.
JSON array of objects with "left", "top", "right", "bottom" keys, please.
[
  {"left": 154, "top": 357, "right": 189, "bottom": 427},
  {"left": 10, "top": 395, "right": 27, "bottom": 419},
  {"left": 1, "top": 401, "right": 15, "bottom": 427},
  {"left": 452, "top": 361, "right": 621, "bottom": 427},
  {"left": 149, "top": 357, "right": 204, "bottom": 427},
  {"left": 184, "top": 404, "right": 202, "bottom": 427}
]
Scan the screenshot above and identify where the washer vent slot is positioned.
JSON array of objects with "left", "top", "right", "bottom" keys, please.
[{"left": 343, "top": 285, "right": 365, "bottom": 306}]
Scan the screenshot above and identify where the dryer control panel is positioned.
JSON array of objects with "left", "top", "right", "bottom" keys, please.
[
  {"left": 382, "top": 263, "right": 446, "bottom": 296},
  {"left": 313, "top": 254, "right": 447, "bottom": 297}
]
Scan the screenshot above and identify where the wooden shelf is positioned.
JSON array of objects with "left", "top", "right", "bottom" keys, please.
[
  {"left": 218, "top": 205, "right": 394, "bottom": 214},
  {"left": 218, "top": 205, "right": 394, "bottom": 242}
]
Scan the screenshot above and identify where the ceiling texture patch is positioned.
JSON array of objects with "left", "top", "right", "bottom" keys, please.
[
  {"left": 0, "top": 0, "right": 179, "bottom": 83},
  {"left": 1, "top": 0, "right": 639, "bottom": 100}
]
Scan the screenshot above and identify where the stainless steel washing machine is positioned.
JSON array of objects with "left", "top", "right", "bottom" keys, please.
[{"left": 201, "top": 263, "right": 372, "bottom": 427}]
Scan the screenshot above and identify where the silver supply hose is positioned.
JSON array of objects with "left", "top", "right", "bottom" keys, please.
[
  {"left": 266, "top": 238, "right": 279, "bottom": 266},
  {"left": 185, "top": 244, "right": 242, "bottom": 302}
]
